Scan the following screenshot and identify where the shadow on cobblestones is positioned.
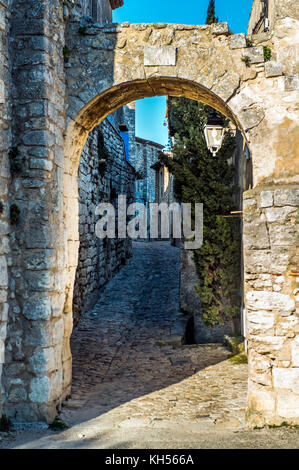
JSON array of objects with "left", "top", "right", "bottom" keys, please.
[{"left": 60, "top": 242, "right": 247, "bottom": 429}]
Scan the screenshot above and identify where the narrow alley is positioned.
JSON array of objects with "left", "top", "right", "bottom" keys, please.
[{"left": 64, "top": 242, "right": 247, "bottom": 431}]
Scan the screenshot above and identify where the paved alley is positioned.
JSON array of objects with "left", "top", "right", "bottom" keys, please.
[
  {"left": 62, "top": 241, "right": 247, "bottom": 430},
  {"left": 2, "top": 242, "right": 299, "bottom": 448}
]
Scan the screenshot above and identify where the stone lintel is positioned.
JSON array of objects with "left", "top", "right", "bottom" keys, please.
[{"left": 144, "top": 45, "right": 177, "bottom": 67}]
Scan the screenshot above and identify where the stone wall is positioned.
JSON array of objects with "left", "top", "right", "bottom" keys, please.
[
  {"left": 0, "top": 0, "right": 297, "bottom": 426},
  {"left": 244, "top": 186, "right": 299, "bottom": 426},
  {"left": 0, "top": 0, "right": 11, "bottom": 418},
  {"left": 134, "top": 138, "right": 164, "bottom": 206},
  {"left": 73, "top": 119, "right": 135, "bottom": 326},
  {"left": 2, "top": 0, "right": 67, "bottom": 424}
]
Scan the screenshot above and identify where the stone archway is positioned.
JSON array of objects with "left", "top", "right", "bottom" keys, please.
[{"left": 1, "top": 1, "right": 298, "bottom": 428}]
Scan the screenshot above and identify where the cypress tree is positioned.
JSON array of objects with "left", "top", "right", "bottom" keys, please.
[
  {"left": 206, "top": 0, "right": 218, "bottom": 25},
  {"left": 160, "top": 97, "right": 241, "bottom": 329}
]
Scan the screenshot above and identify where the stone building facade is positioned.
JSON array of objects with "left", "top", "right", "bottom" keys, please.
[
  {"left": 73, "top": 119, "right": 135, "bottom": 326},
  {"left": 134, "top": 137, "right": 165, "bottom": 206},
  {"left": 0, "top": 0, "right": 298, "bottom": 428}
]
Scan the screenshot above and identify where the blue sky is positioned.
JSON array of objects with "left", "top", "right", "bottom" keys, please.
[{"left": 114, "top": 0, "right": 253, "bottom": 146}]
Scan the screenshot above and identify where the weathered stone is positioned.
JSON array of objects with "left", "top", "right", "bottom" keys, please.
[
  {"left": 247, "top": 310, "right": 275, "bottom": 329},
  {"left": 144, "top": 45, "right": 177, "bottom": 66},
  {"left": 260, "top": 190, "right": 273, "bottom": 208},
  {"left": 273, "top": 368, "right": 299, "bottom": 393},
  {"left": 277, "top": 391, "right": 299, "bottom": 420},
  {"left": 265, "top": 206, "right": 295, "bottom": 223},
  {"left": 239, "top": 107, "right": 265, "bottom": 131},
  {"left": 0, "top": 255, "right": 8, "bottom": 288},
  {"left": 291, "top": 336, "right": 299, "bottom": 367},
  {"left": 245, "top": 46, "right": 264, "bottom": 64},
  {"left": 29, "top": 376, "right": 50, "bottom": 403},
  {"left": 229, "top": 33, "right": 247, "bottom": 49},
  {"left": 284, "top": 75, "right": 299, "bottom": 91},
  {"left": 265, "top": 61, "right": 283, "bottom": 78},
  {"left": 23, "top": 297, "right": 51, "bottom": 321},
  {"left": 8, "top": 387, "right": 27, "bottom": 403},
  {"left": 246, "top": 291, "right": 295, "bottom": 312},
  {"left": 211, "top": 22, "right": 229, "bottom": 35},
  {"left": 274, "top": 188, "right": 299, "bottom": 207}
]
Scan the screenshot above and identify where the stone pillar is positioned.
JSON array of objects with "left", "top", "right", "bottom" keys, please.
[
  {"left": 2, "top": 0, "right": 67, "bottom": 424},
  {"left": 0, "top": 0, "right": 12, "bottom": 418},
  {"left": 243, "top": 185, "right": 299, "bottom": 427}
]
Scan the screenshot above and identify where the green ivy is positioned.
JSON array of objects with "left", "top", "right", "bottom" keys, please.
[
  {"left": 9, "top": 147, "right": 23, "bottom": 174},
  {"left": 263, "top": 46, "right": 272, "bottom": 62},
  {"left": 63, "top": 46, "right": 71, "bottom": 58},
  {"left": 78, "top": 26, "right": 87, "bottom": 37},
  {"left": 160, "top": 97, "right": 241, "bottom": 328},
  {"left": 242, "top": 55, "right": 251, "bottom": 67},
  {"left": 10, "top": 204, "right": 20, "bottom": 225}
]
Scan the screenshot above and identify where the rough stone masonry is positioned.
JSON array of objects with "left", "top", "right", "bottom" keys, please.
[{"left": 0, "top": 0, "right": 298, "bottom": 427}]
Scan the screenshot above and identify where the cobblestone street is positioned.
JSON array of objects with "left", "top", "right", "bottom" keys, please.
[{"left": 61, "top": 241, "right": 248, "bottom": 431}]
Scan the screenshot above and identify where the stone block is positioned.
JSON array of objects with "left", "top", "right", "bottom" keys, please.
[
  {"left": 0, "top": 255, "right": 8, "bottom": 288},
  {"left": 246, "top": 291, "right": 295, "bottom": 312},
  {"left": 0, "top": 302, "right": 8, "bottom": 322},
  {"left": 291, "top": 336, "right": 299, "bottom": 367},
  {"left": 229, "top": 33, "right": 247, "bottom": 49},
  {"left": 23, "top": 296, "right": 51, "bottom": 321},
  {"left": 29, "top": 376, "right": 50, "bottom": 403},
  {"left": 284, "top": 75, "right": 299, "bottom": 91},
  {"left": 211, "top": 22, "right": 229, "bottom": 35},
  {"left": 277, "top": 391, "right": 299, "bottom": 419},
  {"left": 50, "top": 368, "right": 62, "bottom": 400},
  {"left": 274, "top": 188, "right": 299, "bottom": 207},
  {"left": 24, "top": 270, "right": 55, "bottom": 292},
  {"left": 144, "top": 45, "right": 177, "bottom": 66},
  {"left": 265, "top": 61, "right": 283, "bottom": 78},
  {"left": 246, "top": 46, "right": 264, "bottom": 64},
  {"left": 248, "top": 389, "right": 275, "bottom": 413},
  {"left": 8, "top": 387, "right": 27, "bottom": 403},
  {"left": 239, "top": 106, "right": 265, "bottom": 131},
  {"left": 271, "top": 247, "right": 291, "bottom": 274},
  {"left": 265, "top": 206, "right": 295, "bottom": 223},
  {"left": 247, "top": 310, "right": 275, "bottom": 329},
  {"left": 52, "top": 318, "right": 64, "bottom": 346},
  {"left": 243, "top": 218, "right": 270, "bottom": 250},
  {"left": 273, "top": 368, "right": 299, "bottom": 393},
  {"left": 244, "top": 250, "right": 271, "bottom": 273},
  {"left": 29, "top": 346, "right": 61, "bottom": 374},
  {"left": 260, "top": 190, "right": 273, "bottom": 208},
  {"left": 25, "top": 226, "right": 54, "bottom": 249},
  {"left": 29, "top": 158, "right": 53, "bottom": 172},
  {"left": 0, "top": 338, "right": 4, "bottom": 364},
  {"left": 269, "top": 225, "right": 296, "bottom": 247},
  {"left": 0, "top": 321, "right": 7, "bottom": 341}
]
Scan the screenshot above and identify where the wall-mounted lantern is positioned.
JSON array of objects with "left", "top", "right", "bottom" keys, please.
[{"left": 204, "top": 110, "right": 225, "bottom": 157}]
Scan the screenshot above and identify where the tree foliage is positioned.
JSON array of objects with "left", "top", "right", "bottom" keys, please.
[
  {"left": 160, "top": 97, "right": 241, "bottom": 328},
  {"left": 206, "top": 0, "right": 218, "bottom": 25}
]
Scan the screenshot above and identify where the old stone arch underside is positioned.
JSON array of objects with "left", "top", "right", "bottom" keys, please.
[{"left": 1, "top": 1, "right": 298, "bottom": 428}]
